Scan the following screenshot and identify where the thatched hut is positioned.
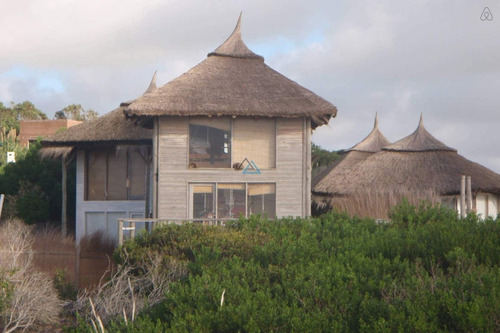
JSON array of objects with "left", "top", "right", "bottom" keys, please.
[
  {"left": 41, "top": 74, "right": 155, "bottom": 240},
  {"left": 42, "top": 15, "right": 337, "bottom": 242},
  {"left": 313, "top": 115, "right": 500, "bottom": 218},
  {"left": 120, "top": 14, "right": 337, "bottom": 225}
]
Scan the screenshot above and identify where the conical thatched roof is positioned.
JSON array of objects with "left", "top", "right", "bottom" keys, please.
[
  {"left": 41, "top": 74, "right": 156, "bottom": 148},
  {"left": 313, "top": 114, "right": 390, "bottom": 192},
  {"left": 314, "top": 117, "right": 500, "bottom": 196},
  {"left": 384, "top": 114, "right": 456, "bottom": 152},
  {"left": 124, "top": 15, "right": 337, "bottom": 129}
]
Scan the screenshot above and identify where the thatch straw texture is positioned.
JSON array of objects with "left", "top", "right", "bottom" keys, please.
[
  {"left": 313, "top": 115, "right": 390, "bottom": 191},
  {"left": 314, "top": 118, "right": 500, "bottom": 197},
  {"left": 41, "top": 73, "right": 157, "bottom": 149},
  {"left": 41, "top": 107, "right": 152, "bottom": 147},
  {"left": 124, "top": 16, "right": 337, "bottom": 128}
]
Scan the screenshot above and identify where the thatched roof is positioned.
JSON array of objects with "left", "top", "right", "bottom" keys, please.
[
  {"left": 384, "top": 114, "right": 456, "bottom": 152},
  {"left": 124, "top": 15, "right": 337, "bottom": 129},
  {"left": 313, "top": 117, "right": 500, "bottom": 196},
  {"left": 41, "top": 74, "right": 156, "bottom": 148},
  {"left": 313, "top": 114, "right": 390, "bottom": 191},
  {"left": 349, "top": 114, "right": 390, "bottom": 153}
]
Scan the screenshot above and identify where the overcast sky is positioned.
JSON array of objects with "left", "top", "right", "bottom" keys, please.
[{"left": 1, "top": 1, "right": 499, "bottom": 172}]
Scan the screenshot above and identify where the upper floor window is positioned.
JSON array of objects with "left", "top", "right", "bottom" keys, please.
[
  {"left": 189, "top": 118, "right": 231, "bottom": 168},
  {"left": 189, "top": 117, "right": 276, "bottom": 169}
]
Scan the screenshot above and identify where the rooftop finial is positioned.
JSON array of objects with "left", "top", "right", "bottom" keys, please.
[
  {"left": 418, "top": 113, "right": 424, "bottom": 127},
  {"left": 208, "top": 13, "right": 264, "bottom": 61},
  {"left": 374, "top": 112, "right": 379, "bottom": 129},
  {"left": 144, "top": 70, "right": 158, "bottom": 94}
]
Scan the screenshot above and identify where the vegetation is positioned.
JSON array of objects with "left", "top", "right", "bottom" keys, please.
[
  {"left": 311, "top": 143, "right": 342, "bottom": 177},
  {"left": 54, "top": 104, "right": 98, "bottom": 122},
  {"left": 69, "top": 202, "right": 500, "bottom": 332},
  {"left": 0, "top": 141, "right": 76, "bottom": 225}
]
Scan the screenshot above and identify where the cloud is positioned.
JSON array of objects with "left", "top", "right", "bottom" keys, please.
[{"left": 0, "top": 0, "right": 499, "bottom": 172}]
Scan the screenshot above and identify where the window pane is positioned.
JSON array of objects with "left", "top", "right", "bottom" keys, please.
[
  {"left": 189, "top": 118, "right": 231, "bottom": 168},
  {"left": 107, "top": 146, "right": 128, "bottom": 200},
  {"left": 129, "top": 146, "right": 147, "bottom": 200},
  {"left": 217, "top": 183, "right": 245, "bottom": 218},
  {"left": 248, "top": 183, "right": 276, "bottom": 218},
  {"left": 86, "top": 150, "right": 107, "bottom": 200},
  {"left": 192, "top": 185, "right": 214, "bottom": 219},
  {"left": 233, "top": 118, "right": 276, "bottom": 169}
]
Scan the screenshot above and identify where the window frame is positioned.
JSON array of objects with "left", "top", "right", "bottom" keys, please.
[{"left": 189, "top": 182, "right": 276, "bottom": 219}]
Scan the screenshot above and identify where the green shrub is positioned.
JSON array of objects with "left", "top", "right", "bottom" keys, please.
[{"left": 72, "top": 202, "right": 500, "bottom": 332}]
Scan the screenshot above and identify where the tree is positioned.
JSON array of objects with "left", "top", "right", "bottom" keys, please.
[
  {"left": 0, "top": 101, "right": 48, "bottom": 141},
  {"left": 55, "top": 104, "right": 98, "bottom": 121},
  {"left": 311, "top": 143, "right": 341, "bottom": 177}
]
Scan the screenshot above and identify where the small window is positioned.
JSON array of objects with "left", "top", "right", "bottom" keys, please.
[{"left": 189, "top": 118, "right": 231, "bottom": 168}]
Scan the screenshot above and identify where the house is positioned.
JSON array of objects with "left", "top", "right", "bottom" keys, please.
[
  {"left": 313, "top": 115, "right": 500, "bottom": 218},
  {"left": 43, "top": 15, "right": 337, "bottom": 242},
  {"left": 19, "top": 119, "right": 82, "bottom": 147}
]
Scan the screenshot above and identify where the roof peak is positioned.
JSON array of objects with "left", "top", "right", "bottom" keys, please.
[
  {"left": 349, "top": 113, "right": 390, "bottom": 153},
  {"left": 144, "top": 70, "right": 158, "bottom": 94},
  {"left": 384, "top": 114, "right": 457, "bottom": 152},
  {"left": 207, "top": 13, "right": 264, "bottom": 61}
]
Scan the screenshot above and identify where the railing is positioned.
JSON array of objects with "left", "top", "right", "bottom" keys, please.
[{"left": 117, "top": 218, "right": 233, "bottom": 246}]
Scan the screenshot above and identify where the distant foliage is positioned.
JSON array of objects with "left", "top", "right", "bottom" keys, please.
[
  {"left": 71, "top": 203, "right": 500, "bottom": 332},
  {"left": 54, "top": 104, "right": 98, "bottom": 122},
  {"left": 311, "top": 143, "right": 341, "bottom": 177}
]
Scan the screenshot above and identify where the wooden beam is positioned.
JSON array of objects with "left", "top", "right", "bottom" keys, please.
[{"left": 460, "top": 175, "right": 466, "bottom": 218}]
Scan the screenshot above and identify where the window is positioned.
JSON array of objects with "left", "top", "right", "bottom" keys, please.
[
  {"left": 190, "top": 183, "right": 276, "bottom": 219},
  {"left": 189, "top": 117, "right": 276, "bottom": 169},
  {"left": 233, "top": 118, "right": 276, "bottom": 169},
  {"left": 189, "top": 118, "right": 231, "bottom": 168},
  {"left": 85, "top": 145, "right": 149, "bottom": 201}
]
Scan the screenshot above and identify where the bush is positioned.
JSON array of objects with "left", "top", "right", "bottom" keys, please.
[{"left": 73, "top": 203, "right": 500, "bottom": 332}]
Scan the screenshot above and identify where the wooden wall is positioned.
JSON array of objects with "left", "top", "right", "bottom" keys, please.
[
  {"left": 75, "top": 150, "right": 145, "bottom": 242},
  {"left": 155, "top": 117, "right": 311, "bottom": 219}
]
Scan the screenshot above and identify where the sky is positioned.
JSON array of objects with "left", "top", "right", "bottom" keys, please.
[{"left": 1, "top": 0, "right": 499, "bottom": 172}]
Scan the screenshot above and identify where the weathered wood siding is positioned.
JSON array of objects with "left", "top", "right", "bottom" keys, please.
[
  {"left": 75, "top": 150, "right": 145, "bottom": 242},
  {"left": 156, "top": 117, "right": 310, "bottom": 219}
]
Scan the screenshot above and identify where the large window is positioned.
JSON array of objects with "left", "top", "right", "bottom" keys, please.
[
  {"left": 189, "top": 118, "right": 231, "bottom": 168},
  {"left": 85, "top": 145, "right": 149, "bottom": 201},
  {"left": 189, "top": 118, "right": 276, "bottom": 169},
  {"left": 190, "top": 183, "right": 276, "bottom": 219}
]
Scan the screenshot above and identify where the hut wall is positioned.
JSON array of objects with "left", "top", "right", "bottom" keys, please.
[
  {"left": 475, "top": 193, "right": 499, "bottom": 218},
  {"left": 155, "top": 116, "right": 310, "bottom": 219},
  {"left": 75, "top": 150, "right": 145, "bottom": 243}
]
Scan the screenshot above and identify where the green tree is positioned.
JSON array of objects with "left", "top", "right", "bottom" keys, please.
[
  {"left": 311, "top": 142, "right": 341, "bottom": 177},
  {"left": 55, "top": 104, "right": 98, "bottom": 121}
]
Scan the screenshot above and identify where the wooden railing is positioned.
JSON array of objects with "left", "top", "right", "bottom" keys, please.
[{"left": 117, "top": 218, "right": 232, "bottom": 246}]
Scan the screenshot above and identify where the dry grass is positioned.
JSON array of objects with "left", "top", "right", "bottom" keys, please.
[
  {"left": 315, "top": 189, "right": 442, "bottom": 219},
  {"left": 0, "top": 219, "right": 61, "bottom": 333}
]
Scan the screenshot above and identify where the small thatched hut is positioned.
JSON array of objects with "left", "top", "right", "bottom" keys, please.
[{"left": 314, "top": 115, "right": 500, "bottom": 218}]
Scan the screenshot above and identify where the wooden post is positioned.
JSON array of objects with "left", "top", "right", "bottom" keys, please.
[
  {"left": 130, "top": 221, "right": 136, "bottom": 240},
  {"left": 75, "top": 243, "right": 80, "bottom": 290},
  {"left": 61, "top": 156, "right": 68, "bottom": 237},
  {"left": 460, "top": 175, "right": 466, "bottom": 218},
  {"left": 0, "top": 194, "right": 4, "bottom": 221},
  {"left": 118, "top": 219, "right": 124, "bottom": 246},
  {"left": 466, "top": 176, "right": 472, "bottom": 214}
]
